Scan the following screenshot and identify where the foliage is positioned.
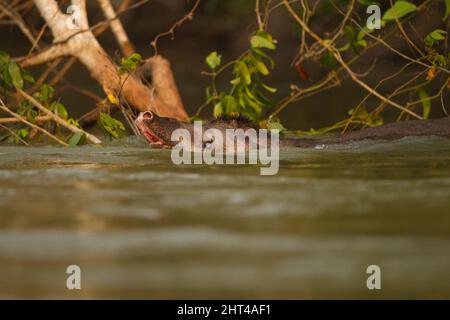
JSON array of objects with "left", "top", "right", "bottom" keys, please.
[
  {"left": 118, "top": 53, "right": 142, "bottom": 75},
  {"left": 202, "top": 30, "right": 277, "bottom": 123},
  {"left": 67, "top": 132, "right": 86, "bottom": 147},
  {"left": 0, "top": 52, "right": 84, "bottom": 145},
  {"left": 197, "top": 0, "right": 450, "bottom": 135},
  {"left": 425, "top": 29, "right": 447, "bottom": 47},
  {"left": 206, "top": 51, "right": 221, "bottom": 69},
  {"left": 98, "top": 112, "right": 126, "bottom": 140},
  {"left": 382, "top": 1, "right": 417, "bottom": 21},
  {"left": 445, "top": 0, "right": 450, "bottom": 21},
  {"left": 0, "top": 50, "right": 134, "bottom": 145},
  {"left": 108, "top": 53, "right": 141, "bottom": 140},
  {"left": 0, "top": 52, "right": 34, "bottom": 90}
]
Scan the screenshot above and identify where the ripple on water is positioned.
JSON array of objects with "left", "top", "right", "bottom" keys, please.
[{"left": 1, "top": 137, "right": 450, "bottom": 298}]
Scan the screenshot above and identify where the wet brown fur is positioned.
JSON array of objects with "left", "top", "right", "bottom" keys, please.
[{"left": 137, "top": 113, "right": 450, "bottom": 148}]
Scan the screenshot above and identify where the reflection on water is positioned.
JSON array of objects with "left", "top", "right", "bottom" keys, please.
[{"left": 0, "top": 136, "right": 450, "bottom": 298}]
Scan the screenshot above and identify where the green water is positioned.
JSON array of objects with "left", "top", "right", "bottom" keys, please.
[{"left": 1, "top": 136, "right": 450, "bottom": 299}]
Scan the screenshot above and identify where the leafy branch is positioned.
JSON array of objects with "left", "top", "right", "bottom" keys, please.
[{"left": 199, "top": 30, "right": 279, "bottom": 126}]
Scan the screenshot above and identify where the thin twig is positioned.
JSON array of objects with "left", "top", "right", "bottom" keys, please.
[
  {"left": 282, "top": 0, "right": 423, "bottom": 120},
  {"left": 151, "top": 0, "right": 201, "bottom": 55},
  {"left": 0, "top": 123, "right": 29, "bottom": 145}
]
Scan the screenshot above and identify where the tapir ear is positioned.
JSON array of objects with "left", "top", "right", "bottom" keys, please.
[{"left": 142, "top": 111, "right": 154, "bottom": 121}]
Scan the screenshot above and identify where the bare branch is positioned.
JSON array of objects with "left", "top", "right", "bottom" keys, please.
[
  {"left": 97, "top": 0, "right": 135, "bottom": 56},
  {"left": 144, "top": 56, "right": 186, "bottom": 119},
  {"left": 14, "top": 0, "right": 189, "bottom": 120},
  {"left": 18, "top": 43, "right": 70, "bottom": 67},
  {"left": 0, "top": 115, "right": 51, "bottom": 124},
  {"left": 151, "top": 0, "right": 201, "bottom": 55},
  {"left": 0, "top": 0, "right": 37, "bottom": 47},
  {"left": 33, "top": 0, "right": 67, "bottom": 39}
]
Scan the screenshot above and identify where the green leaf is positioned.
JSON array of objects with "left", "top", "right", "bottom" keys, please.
[
  {"left": 435, "top": 55, "right": 446, "bottom": 67},
  {"left": 22, "top": 70, "right": 35, "bottom": 84},
  {"left": 18, "top": 100, "right": 38, "bottom": 122},
  {"left": 444, "top": 0, "right": 450, "bottom": 21},
  {"left": 425, "top": 29, "right": 447, "bottom": 46},
  {"left": 382, "top": 1, "right": 417, "bottom": 21},
  {"left": 206, "top": 51, "right": 221, "bottom": 69},
  {"left": 98, "top": 113, "right": 126, "bottom": 139},
  {"left": 238, "top": 62, "right": 252, "bottom": 85},
  {"left": 356, "top": 39, "right": 367, "bottom": 48},
  {"left": 204, "top": 31, "right": 276, "bottom": 121},
  {"left": 418, "top": 89, "right": 431, "bottom": 119},
  {"left": 213, "top": 102, "right": 223, "bottom": 118},
  {"left": 18, "top": 129, "right": 29, "bottom": 139},
  {"left": 119, "top": 53, "right": 142, "bottom": 75},
  {"left": 254, "top": 88, "right": 273, "bottom": 106},
  {"left": 254, "top": 60, "right": 269, "bottom": 75},
  {"left": 128, "top": 53, "right": 142, "bottom": 62},
  {"left": 67, "top": 132, "right": 86, "bottom": 146},
  {"left": 244, "top": 86, "right": 259, "bottom": 104},
  {"left": 250, "top": 35, "right": 276, "bottom": 50},
  {"left": 221, "top": 95, "right": 238, "bottom": 114},
  {"left": 50, "top": 102, "right": 68, "bottom": 120},
  {"left": 68, "top": 118, "right": 80, "bottom": 128},
  {"left": 0, "top": 51, "right": 10, "bottom": 65},
  {"left": 230, "top": 78, "right": 241, "bottom": 86},
  {"left": 252, "top": 48, "right": 275, "bottom": 68},
  {"left": 35, "top": 84, "right": 54, "bottom": 102},
  {"left": 338, "top": 43, "right": 351, "bottom": 52},
  {"left": 243, "top": 91, "right": 262, "bottom": 114},
  {"left": 2, "top": 66, "right": 12, "bottom": 87},
  {"left": 261, "top": 83, "right": 277, "bottom": 93},
  {"left": 255, "top": 30, "right": 276, "bottom": 45},
  {"left": 8, "top": 62, "right": 23, "bottom": 89}
]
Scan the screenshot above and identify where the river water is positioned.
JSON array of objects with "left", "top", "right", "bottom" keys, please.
[{"left": 0, "top": 136, "right": 450, "bottom": 299}]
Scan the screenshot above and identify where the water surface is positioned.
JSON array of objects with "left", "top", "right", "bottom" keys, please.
[{"left": 1, "top": 136, "right": 450, "bottom": 299}]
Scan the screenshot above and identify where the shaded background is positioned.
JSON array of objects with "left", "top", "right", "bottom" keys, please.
[{"left": 2, "top": 0, "right": 448, "bottom": 130}]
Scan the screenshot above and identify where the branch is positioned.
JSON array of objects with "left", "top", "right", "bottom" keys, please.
[
  {"left": 330, "top": 3, "right": 450, "bottom": 74},
  {"left": 20, "top": 0, "right": 188, "bottom": 120},
  {"left": 71, "top": 0, "right": 89, "bottom": 29},
  {"left": 97, "top": 0, "right": 135, "bottom": 56},
  {"left": 282, "top": 0, "right": 423, "bottom": 120},
  {"left": 32, "top": 0, "right": 67, "bottom": 39},
  {"left": 18, "top": 43, "right": 70, "bottom": 67},
  {"left": 0, "top": 98, "right": 69, "bottom": 146},
  {"left": 0, "top": 0, "right": 37, "bottom": 46},
  {"left": 0, "top": 115, "right": 51, "bottom": 124},
  {"left": 0, "top": 123, "right": 29, "bottom": 145},
  {"left": 17, "top": 88, "right": 102, "bottom": 144},
  {"left": 144, "top": 56, "right": 186, "bottom": 119},
  {"left": 151, "top": 0, "right": 201, "bottom": 55}
]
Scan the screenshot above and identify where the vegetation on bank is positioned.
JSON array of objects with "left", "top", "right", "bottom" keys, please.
[{"left": 0, "top": 0, "right": 449, "bottom": 146}]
